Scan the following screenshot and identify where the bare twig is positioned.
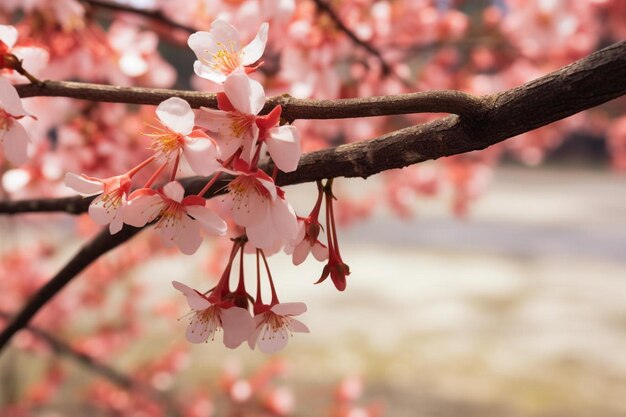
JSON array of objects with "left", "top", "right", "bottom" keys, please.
[
  {"left": 0, "top": 310, "right": 182, "bottom": 416},
  {"left": 0, "top": 41, "right": 624, "bottom": 354},
  {"left": 312, "top": 0, "right": 393, "bottom": 76},
  {"left": 82, "top": 0, "right": 195, "bottom": 33}
]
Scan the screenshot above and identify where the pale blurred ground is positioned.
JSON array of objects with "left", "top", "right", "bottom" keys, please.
[{"left": 138, "top": 165, "right": 626, "bottom": 417}]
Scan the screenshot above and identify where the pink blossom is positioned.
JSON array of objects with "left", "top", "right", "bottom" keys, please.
[
  {"left": 0, "top": 77, "right": 31, "bottom": 165},
  {"left": 248, "top": 302, "right": 309, "bottom": 354},
  {"left": 64, "top": 172, "right": 131, "bottom": 234},
  {"left": 0, "top": 24, "right": 49, "bottom": 81},
  {"left": 287, "top": 218, "right": 328, "bottom": 265},
  {"left": 188, "top": 19, "right": 268, "bottom": 84},
  {"left": 124, "top": 181, "right": 227, "bottom": 255},
  {"left": 148, "top": 97, "right": 221, "bottom": 176},
  {"left": 197, "top": 69, "right": 301, "bottom": 171},
  {"left": 172, "top": 281, "right": 254, "bottom": 348}
]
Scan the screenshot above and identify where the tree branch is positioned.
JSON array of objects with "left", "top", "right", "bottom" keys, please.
[
  {"left": 15, "top": 80, "right": 485, "bottom": 121},
  {"left": 82, "top": 0, "right": 195, "bottom": 33},
  {"left": 0, "top": 41, "right": 624, "bottom": 353},
  {"left": 0, "top": 310, "right": 182, "bottom": 416},
  {"left": 311, "top": 0, "right": 393, "bottom": 76}
]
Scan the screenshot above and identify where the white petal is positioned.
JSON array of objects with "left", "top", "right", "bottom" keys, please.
[
  {"left": 109, "top": 214, "right": 124, "bottom": 234},
  {"left": 224, "top": 70, "right": 265, "bottom": 115},
  {"left": 185, "top": 204, "right": 227, "bottom": 235},
  {"left": 271, "top": 198, "right": 298, "bottom": 240},
  {"left": 271, "top": 302, "right": 307, "bottom": 316},
  {"left": 88, "top": 198, "right": 117, "bottom": 225},
  {"left": 0, "top": 25, "right": 18, "bottom": 49},
  {"left": 64, "top": 172, "right": 103, "bottom": 196},
  {"left": 0, "top": 77, "right": 28, "bottom": 117},
  {"left": 123, "top": 194, "right": 163, "bottom": 227},
  {"left": 2, "top": 122, "right": 29, "bottom": 165},
  {"left": 172, "top": 281, "right": 211, "bottom": 310},
  {"left": 195, "top": 107, "right": 231, "bottom": 133},
  {"left": 241, "top": 22, "right": 268, "bottom": 65},
  {"left": 257, "top": 323, "right": 290, "bottom": 354},
  {"left": 210, "top": 20, "right": 241, "bottom": 50},
  {"left": 183, "top": 138, "right": 222, "bottom": 176},
  {"left": 266, "top": 125, "right": 301, "bottom": 172},
  {"left": 162, "top": 181, "right": 185, "bottom": 202},
  {"left": 119, "top": 53, "right": 148, "bottom": 77},
  {"left": 221, "top": 307, "right": 255, "bottom": 349},
  {"left": 229, "top": 187, "right": 270, "bottom": 227},
  {"left": 187, "top": 31, "right": 216, "bottom": 58},
  {"left": 156, "top": 97, "right": 194, "bottom": 135}
]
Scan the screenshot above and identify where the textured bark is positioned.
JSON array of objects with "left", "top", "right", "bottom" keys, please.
[{"left": 0, "top": 41, "right": 625, "bottom": 353}]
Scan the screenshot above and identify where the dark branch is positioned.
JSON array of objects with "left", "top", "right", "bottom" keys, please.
[
  {"left": 0, "top": 41, "right": 624, "bottom": 353},
  {"left": 311, "top": 0, "right": 393, "bottom": 76},
  {"left": 82, "top": 0, "right": 195, "bottom": 33},
  {"left": 15, "top": 81, "right": 484, "bottom": 121},
  {"left": 0, "top": 310, "right": 182, "bottom": 416}
]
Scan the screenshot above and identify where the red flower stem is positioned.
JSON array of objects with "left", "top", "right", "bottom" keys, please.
[
  {"left": 215, "top": 238, "right": 243, "bottom": 295},
  {"left": 328, "top": 187, "right": 340, "bottom": 252},
  {"left": 255, "top": 249, "right": 263, "bottom": 305},
  {"left": 310, "top": 180, "right": 324, "bottom": 219},
  {"left": 143, "top": 161, "right": 168, "bottom": 188},
  {"left": 235, "top": 241, "right": 246, "bottom": 294},
  {"left": 197, "top": 172, "right": 222, "bottom": 197},
  {"left": 126, "top": 155, "right": 156, "bottom": 178},
  {"left": 260, "top": 250, "right": 279, "bottom": 305},
  {"left": 324, "top": 186, "right": 336, "bottom": 254},
  {"left": 272, "top": 165, "right": 279, "bottom": 182},
  {"left": 169, "top": 154, "right": 180, "bottom": 182}
]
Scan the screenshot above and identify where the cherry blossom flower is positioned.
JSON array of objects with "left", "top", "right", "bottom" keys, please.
[
  {"left": 287, "top": 218, "right": 328, "bottom": 265},
  {"left": 248, "top": 302, "right": 309, "bottom": 354},
  {"left": 64, "top": 172, "right": 131, "bottom": 234},
  {"left": 172, "top": 281, "right": 254, "bottom": 348},
  {"left": 147, "top": 97, "right": 221, "bottom": 176},
  {"left": 0, "top": 77, "right": 32, "bottom": 165},
  {"left": 124, "top": 181, "right": 227, "bottom": 255},
  {"left": 196, "top": 69, "right": 301, "bottom": 171},
  {"left": 0, "top": 24, "right": 49, "bottom": 81},
  {"left": 225, "top": 161, "right": 298, "bottom": 249},
  {"left": 188, "top": 19, "right": 268, "bottom": 84}
]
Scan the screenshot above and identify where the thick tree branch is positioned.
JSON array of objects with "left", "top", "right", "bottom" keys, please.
[
  {"left": 0, "top": 41, "right": 624, "bottom": 353},
  {"left": 15, "top": 81, "right": 485, "bottom": 121},
  {"left": 0, "top": 311, "right": 182, "bottom": 416}
]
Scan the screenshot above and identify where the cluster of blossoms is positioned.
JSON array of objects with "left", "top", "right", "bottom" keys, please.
[{"left": 61, "top": 19, "right": 349, "bottom": 353}]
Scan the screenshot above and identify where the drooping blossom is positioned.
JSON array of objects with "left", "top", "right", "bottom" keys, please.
[
  {"left": 188, "top": 19, "right": 268, "bottom": 84},
  {"left": 196, "top": 69, "right": 301, "bottom": 172},
  {"left": 248, "top": 302, "right": 309, "bottom": 354},
  {"left": 0, "top": 77, "right": 32, "bottom": 165},
  {"left": 124, "top": 181, "right": 227, "bottom": 255},
  {"left": 147, "top": 97, "right": 221, "bottom": 176},
  {"left": 172, "top": 281, "right": 254, "bottom": 348},
  {"left": 287, "top": 218, "right": 328, "bottom": 265},
  {"left": 225, "top": 160, "right": 298, "bottom": 249},
  {"left": 64, "top": 172, "right": 131, "bottom": 234}
]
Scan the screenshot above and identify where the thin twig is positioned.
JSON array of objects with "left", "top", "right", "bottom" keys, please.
[{"left": 82, "top": 0, "right": 196, "bottom": 33}]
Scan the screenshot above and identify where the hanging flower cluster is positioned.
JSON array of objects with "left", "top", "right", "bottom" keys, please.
[{"left": 61, "top": 19, "right": 350, "bottom": 353}]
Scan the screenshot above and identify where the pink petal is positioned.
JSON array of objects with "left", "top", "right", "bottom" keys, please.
[
  {"left": 224, "top": 70, "right": 266, "bottom": 115},
  {"left": 185, "top": 204, "right": 227, "bottom": 236},
  {"left": 172, "top": 281, "right": 211, "bottom": 310},
  {"left": 288, "top": 318, "right": 310, "bottom": 334},
  {"left": 2, "top": 122, "right": 29, "bottom": 165},
  {"left": 240, "top": 123, "right": 259, "bottom": 165},
  {"left": 172, "top": 215, "right": 204, "bottom": 255},
  {"left": 193, "top": 60, "right": 226, "bottom": 84},
  {"left": 186, "top": 316, "right": 211, "bottom": 343},
  {"left": 0, "top": 25, "right": 18, "bottom": 49},
  {"left": 123, "top": 194, "right": 163, "bottom": 227},
  {"left": 109, "top": 214, "right": 124, "bottom": 234},
  {"left": 209, "top": 20, "right": 241, "bottom": 50},
  {"left": 311, "top": 242, "right": 329, "bottom": 262},
  {"left": 88, "top": 198, "right": 117, "bottom": 225},
  {"left": 162, "top": 181, "right": 185, "bottom": 202},
  {"left": 64, "top": 172, "right": 103, "bottom": 196},
  {"left": 12, "top": 46, "right": 49, "bottom": 76},
  {"left": 0, "top": 77, "right": 28, "bottom": 117},
  {"left": 271, "top": 302, "right": 307, "bottom": 316},
  {"left": 246, "top": 216, "right": 279, "bottom": 249},
  {"left": 229, "top": 187, "right": 270, "bottom": 227},
  {"left": 266, "top": 125, "right": 301, "bottom": 173},
  {"left": 119, "top": 53, "right": 148, "bottom": 77},
  {"left": 292, "top": 240, "right": 311, "bottom": 266},
  {"left": 195, "top": 107, "right": 231, "bottom": 134},
  {"left": 221, "top": 307, "right": 254, "bottom": 349},
  {"left": 271, "top": 197, "right": 298, "bottom": 240},
  {"left": 156, "top": 97, "right": 194, "bottom": 135},
  {"left": 183, "top": 136, "right": 222, "bottom": 176},
  {"left": 256, "top": 323, "right": 290, "bottom": 354},
  {"left": 241, "top": 22, "right": 269, "bottom": 66}
]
